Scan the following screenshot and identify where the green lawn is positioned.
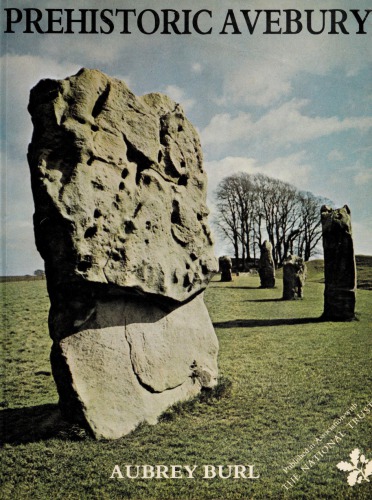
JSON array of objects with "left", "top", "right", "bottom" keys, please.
[{"left": 1, "top": 264, "right": 371, "bottom": 499}]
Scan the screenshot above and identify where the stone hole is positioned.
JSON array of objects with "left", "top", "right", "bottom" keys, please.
[
  {"left": 171, "top": 200, "right": 181, "bottom": 225},
  {"left": 84, "top": 226, "right": 97, "bottom": 238}
]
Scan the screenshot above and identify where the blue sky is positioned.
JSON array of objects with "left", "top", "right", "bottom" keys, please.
[{"left": 1, "top": 0, "right": 371, "bottom": 274}]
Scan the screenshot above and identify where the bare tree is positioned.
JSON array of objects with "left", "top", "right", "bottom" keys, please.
[
  {"left": 254, "top": 174, "right": 302, "bottom": 267},
  {"left": 295, "top": 191, "right": 332, "bottom": 261},
  {"left": 214, "top": 172, "right": 333, "bottom": 267},
  {"left": 214, "top": 176, "right": 241, "bottom": 264},
  {"left": 214, "top": 173, "right": 260, "bottom": 270},
  {"left": 231, "top": 173, "right": 256, "bottom": 269}
]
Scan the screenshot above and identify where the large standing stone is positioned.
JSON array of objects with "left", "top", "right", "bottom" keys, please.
[
  {"left": 258, "top": 240, "right": 275, "bottom": 288},
  {"left": 282, "top": 255, "right": 307, "bottom": 300},
  {"left": 28, "top": 68, "right": 219, "bottom": 439},
  {"left": 219, "top": 255, "right": 233, "bottom": 282},
  {"left": 321, "top": 205, "right": 356, "bottom": 320}
]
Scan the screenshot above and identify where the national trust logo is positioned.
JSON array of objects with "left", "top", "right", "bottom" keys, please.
[{"left": 336, "top": 448, "right": 372, "bottom": 486}]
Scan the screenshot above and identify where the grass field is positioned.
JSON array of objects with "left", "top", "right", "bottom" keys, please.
[{"left": 1, "top": 260, "right": 371, "bottom": 499}]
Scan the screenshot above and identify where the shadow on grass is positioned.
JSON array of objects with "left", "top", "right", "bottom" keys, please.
[
  {"left": 217, "top": 286, "right": 260, "bottom": 290},
  {"left": 0, "top": 404, "right": 87, "bottom": 445},
  {"left": 213, "top": 317, "right": 324, "bottom": 328},
  {"left": 159, "top": 376, "right": 232, "bottom": 422},
  {"left": 244, "top": 298, "right": 283, "bottom": 303}
]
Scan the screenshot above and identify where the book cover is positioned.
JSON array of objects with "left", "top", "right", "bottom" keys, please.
[{"left": 1, "top": 1, "right": 371, "bottom": 498}]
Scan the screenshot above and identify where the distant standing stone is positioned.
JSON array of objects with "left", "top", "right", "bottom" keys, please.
[
  {"left": 219, "top": 255, "right": 232, "bottom": 282},
  {"left": 282, "top": 255, "right": 307, "bottom": 300},
  {"left": 321, "top": 205, "right": 356, "bottom": 320},
  {"left": 258, "top": 240, "right": 275, "bottom": 288}
]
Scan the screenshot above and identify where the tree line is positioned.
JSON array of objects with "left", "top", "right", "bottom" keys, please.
[{"left": 214, "top": 172, "right": 332, "bottom": 269}]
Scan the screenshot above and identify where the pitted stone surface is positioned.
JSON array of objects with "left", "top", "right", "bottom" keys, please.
[
  {"left": 321, "top": 205, "right": 356, "bottom": 320},
  {"left": 28, "top": 68, "right": 217, "bottom": 303},
  {"left": 28, "top": 69, "right": 219, "bottom": 439},
  {"left": 53, "top": 293, "right": 218, "bottom": 440}
]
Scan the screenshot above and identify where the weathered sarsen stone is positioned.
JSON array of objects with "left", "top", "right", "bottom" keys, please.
[
  {"left": 28, "top": 68, "right": 219, "bottom": 439},
  {"left": 258, "top": 240, "right": 275, "bottom": 288},
  {"left": 219, "top": 255, "right": 232, "bottom": 282},
  {"left": 321, "top": 205, "right": 356, "bottom": 320},
  {"left": 282, "top": 255, "right": 307, "bottom": 300}
]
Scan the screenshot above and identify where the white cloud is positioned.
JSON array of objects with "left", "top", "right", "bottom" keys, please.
[
  {"left": 1, "top": 55, "right": 81, "bottom": 274},
  {"left": 112, "top": 73, "right": 133, "bottom": 89},
  {"left": 222, "top": 61, "right": 292, "bottom": 108},
  {"left": 201, "top": 112, "right": 253, "bottom": 147},
  {"left": 1, "top": 54, "right": 80, "bottom": 159},
  {"left": 328, "top": 149, "right": 344, "bottom": 161},
  {"left": 354, "top": 168, "right": 372, "bottom": 186},
  {"left": 201, "top": 99, "right": 372, "bottom": 148},
  {"left": 257, "top": 153, "right": 313, "bottom": 187},
  {"left": 205, "top": 156, "right": 257, "bottom": 195},
  {"left": 340, "top": 161, "right": 372, "bottom": 187},
  {"left": 352, "top": 220, "right": 372, "bottom": 255},
  {"left": 205, "top": 151, "right": 313, "bottom": 198},
  {"left": 164, "top": 84, "right": 195, "bottom": 111},
  {"left": 257, "top": 100, "right": 372, "bottom": 145},
  {"left": 41, "top": 35, "right": 123, "bottom": 65},
  {"left": 191, "top": 62, "right": 202, "bottom": 73},
  {"left": 217, "top": 10, "right": 372, "bottom": 108}
]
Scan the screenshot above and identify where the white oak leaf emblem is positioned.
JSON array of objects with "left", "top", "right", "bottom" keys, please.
[{"left": 337, "top": 448, "right": 371, "bottom": 486}]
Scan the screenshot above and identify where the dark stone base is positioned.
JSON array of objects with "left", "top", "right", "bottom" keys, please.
[
  {"left": 323, "top": 289, "right": 356, "bottom": 321},
  {"left": 220, "top": 271, "right": 232, "bottom": 282}
]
